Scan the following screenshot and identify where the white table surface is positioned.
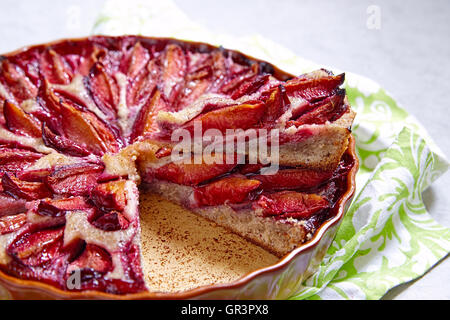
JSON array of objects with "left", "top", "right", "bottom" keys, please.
[{"left": 0, "top": 0, "right": 448, "bottom": 300}]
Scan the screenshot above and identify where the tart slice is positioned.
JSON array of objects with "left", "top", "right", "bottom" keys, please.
[{"left": 0, "top": 36, "right": 356, "bottom": 296}]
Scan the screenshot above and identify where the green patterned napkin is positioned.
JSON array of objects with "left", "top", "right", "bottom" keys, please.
[{"left": 93, "top": 0, "right": 450, "bottom": 300}]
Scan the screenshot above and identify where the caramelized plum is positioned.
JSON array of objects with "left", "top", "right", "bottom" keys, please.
[{"left": 194, "top": 176, "right": 261, "bottom": 206}]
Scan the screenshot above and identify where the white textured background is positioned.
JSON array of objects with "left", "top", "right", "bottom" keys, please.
[{"left": 0, "top": 0, "right": 448, "bottom": 299}]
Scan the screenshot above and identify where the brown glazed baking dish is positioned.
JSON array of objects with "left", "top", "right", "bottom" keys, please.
[{"left": 0, "top": 36, "right": 358, "bottom": 299}]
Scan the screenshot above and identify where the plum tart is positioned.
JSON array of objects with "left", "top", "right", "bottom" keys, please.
[{"left": 0, "top": 36, "right": 356, "bottom": 295}]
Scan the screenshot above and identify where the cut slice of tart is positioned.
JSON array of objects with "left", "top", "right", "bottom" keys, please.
[
  {"left": 110, "top": 138, "right": 355, "bottom": 257},
  {"left": 0, "top": 36, "right": 357, "bottom": 295}
]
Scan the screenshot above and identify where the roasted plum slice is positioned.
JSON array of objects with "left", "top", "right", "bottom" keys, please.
[
  {"left": 151, "top": 154, "right": 239, "bottom": 186},
  {"left": 91, "top": 180, "right": 128, "bottom": 212},
  {"left": 194, "top": 176, "right": 261, "bottom": 206},
  {"left": 0, "top": 147, "right": 42, "bottom": 173},
  {"left": 39, "top": 49, "right": 74, "bottom": 85},
  {"left": 90, "top": 210, "right": 130, "bottom": 231},
  {"left": 288, "top": 90, "right": 347, "bottom": 126},
  {"left": 0, "top": 59, "right": 38, "bottom": 103},
  {"left": 3, "top": 100, "right": 42, "bottom": 137},
  {"left": 230, "top": 74, "right": 271, "bottom": 100},
  {"left": 260, "top": 85, "right": 290, "bottom": 123},
  {"left": 160, "top": 44, "right": 187, "bottom": 103},
  {"left": 45, "top": 163, "right": 104, "bottom": 196},
  {"left": 219, "top": 63, "right": 259, "bottom": 96},
  {"left": 41, "top": 123, "right": 91, "bottom": 157},
  {"left": 239, "top": 163, "right": 266, "bottom": 175},
  {"left": 16, "top": 168, "right": 52, "bottom": 183},
  {"left": 123, "top": 42, "right": 150, "bottom": 79},
  {"left": 0, "top": 213, "right": 27, "bottom": 235},
  {"left": 250, "top": 168, "right": 333, "bottom": 191},
  {"left": 36, "top": 197, "right": 91, "bottom": 217},
  {"left": 0, "top": 194, "right": 27, "bottom": 216},
  {"left": 2, "top": 173, "right": 52, "bottom": 200},
  {"left": 56, "top": 101, "right": 120, "bottom": 155},
  {"left": 86, "top": 62, "right": 120, "bottom": 116},
  {"left": 7, "top": 226, "right": 65, "bottom": 267},
  {"left": 36, "top": 79, "right": 62, "bottom": 116},
  {"left": 66, "top": 243, "right": 113, "bottom": 277},
  {"left": 130, "top": 89, "right": 168, "bottom": 141},
  {"left": 174, "top": 53, "right": 215, "bottom": 109},
  {"left": 6, "top": 49, "right": 41, "bottom": 87},
  {"left": 285, "top": 71, "right": 344, "bottom": 103},
  {"left": 126, "top": 58, "right": 161, "bottom": 109},
  {"left": 183, "top": 102, "right": 266, "bottom": 134},
  {"left": 254, "top": 191, "right": 329, "bottom": 219}
]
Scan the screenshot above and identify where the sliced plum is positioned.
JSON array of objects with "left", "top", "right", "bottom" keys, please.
[
  {"left": 90, "top": 210, "right": 130, "bottom": 231},
  {"left": 124, "top": 42, "right": 150, "bottom": 79},
  {"left": 254, "top": 191, "right": 329, "bottom": 219},
  {"left": 0, "top": 213, "right": 27, "bottom": 235},
  {"left": 130, "top": 89, "right": 168, "bottom": 141},
  {"left": 37, "top": 197, "right": 90, "bottom": 217},
  {"left": 260, "top": 85, "right": 290, "bottom": 123},
  {"left": 57, "top": 101, "right": 119, "bottom": 155},
  {"left": 45, "top": 163, "right": 104, "bottom": 196},
  {"left": 0, "top": 147, "right": 42, "bottom": 173},
  {"left": 285, "top": 72, "right": 344, "bottom": 103},
  {"left": 39, "top": 49, "right": 74, "bottom": 85},
  {"left": 3, "top": 100, "right": 42, "bottom": 137},
  {"left": 194, "top": 176, "right": 261, "bottom": 206},
  {"left": 41, "top": 122, "right": 91, "bottom": 157},
  {"left": 67, "top": 243, "right": 113, "bottom": 276},
  {"left": 0, "top": 59, "right": 38, "bottom": 103},
  {"left": 152, "top": 154, "right": 239, "bottom": 186},
  {"left": 91, "top": 180, "right": 128, "bottom": 212},
  {"left": 2, "top": 173, "right": 52, "bottom": 200},
  {"left": 86, "top": 62, "right": 119, "bottom": 116},
  {"left": 8, "top": 226, "right": 65, "bottom": 267},
  {"left": 288, "top": 90, "right": 347, "bottom": 126},
  {"left": 160, "top": 44, "right": 187, "bottom": 103},
  {"left": 183, "top": 102, "right": 266, "bottom": 134},
  {"left": 251, "top": 168, "right": 333, "bottom": 191},
  {"left": 126, "top": 59, "right": 160, "bottom": 109}
]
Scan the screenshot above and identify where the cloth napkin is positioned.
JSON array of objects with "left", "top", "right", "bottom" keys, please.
[{"left": 92, "top": 0, "right": 450, "bottom": 300}]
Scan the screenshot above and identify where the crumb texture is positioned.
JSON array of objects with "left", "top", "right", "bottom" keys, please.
[{"left": 139, "top": 193, "right": 278, "bottom": 293}]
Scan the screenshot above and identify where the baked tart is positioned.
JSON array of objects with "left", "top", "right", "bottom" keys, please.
[{"left": 0, "top": 36, "right": 356, "bottom": 296}]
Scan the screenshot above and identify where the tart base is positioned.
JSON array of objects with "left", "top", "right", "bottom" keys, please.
[
  {"left": 139, "top": 193, "right": 278, "bottom": 293},
  {"left": 143, "top": 179, "right": 312, "bottom": 258}
]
